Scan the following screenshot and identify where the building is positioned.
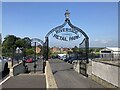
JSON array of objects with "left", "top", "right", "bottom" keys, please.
[
  {"left": 50, "top": 47, "right": 73, "bottom": 54},
  {"left": 51, "top": 47, "right": 61, "bottom": 53},
  {"left": 36, "top": 47, "right": 41, "bottom": 54},
  {"left": 100, "top": 47, "right": 120, "bottom": 60}
]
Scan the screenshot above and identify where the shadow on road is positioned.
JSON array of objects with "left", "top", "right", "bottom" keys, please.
[{"left": 53, "top": 67, "right": 73, "bottom": 75}]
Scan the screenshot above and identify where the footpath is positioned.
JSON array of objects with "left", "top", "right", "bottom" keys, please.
[
  {"left": 49, "top": 59, "right": 104, "bottom": 88},
  {"left": 2, "top": 74, "right": 46, "bottom": 89}
]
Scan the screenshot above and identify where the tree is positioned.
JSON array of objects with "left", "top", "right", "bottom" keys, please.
[
  {"left": 72, "top": 46, "right": 79, "bottom": 53},
  {"left": 89, "top": 48, "right": 94, "bottom": 53},
  {"left": 3, "top": 35, "right": 17, "bottom": 49},
  {"left": 16, "top": 38, "right": 25, "bottom": 48},
  {"left": 2, "top": 35, "right": 18, "bottom": 57},
  {"left": 26, "top": 48, "right": 34, "bottom": 56},
  {"left": 22, "top": 37, "right": 31, "bottom": 49}
]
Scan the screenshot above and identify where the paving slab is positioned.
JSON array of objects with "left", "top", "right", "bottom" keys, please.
[{"left": 2, "top": 74, "right": 46, "bottom": 89}]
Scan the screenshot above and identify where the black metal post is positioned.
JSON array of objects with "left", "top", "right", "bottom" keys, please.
[
  {"left": 43, "top": 59, "right": 46, "bottom": 73},
  {"left": 43, "top": 42, "right": 46, "bottom": 73},
  {"left": 34, "top": 42, "right": 37, "bottom": 73},
  {"left": 85, "top": 38, "right": 89, "bottom": 64},
  {"left": 11, "top": 47, "right": 14, "bottom": 67},
  {"left": 46, "top": 37, "right": 49, "bottom": 61},
  {"left": 78, "top": 44, "right": 80, "bottom": 60}
]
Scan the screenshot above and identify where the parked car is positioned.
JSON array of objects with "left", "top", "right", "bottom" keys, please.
[
  {"left": 68, "top": 57, "right": 78, "bottom": 64},
  {"left": 24, "top": 56, "right": 35, "bottom": 63},
  {"left": 64, "top": 56, "right": 71, "bottom": 62},
  {"left": 0, "top": 57, "right": 9, "bottom": 73},
  {"left": 25, "top": 58, "right": 33, "bottom": 63}
]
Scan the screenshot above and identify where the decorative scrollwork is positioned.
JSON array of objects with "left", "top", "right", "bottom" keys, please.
[
  {"left": 45, "top": 12, "right": 89, "bottom": 42},
  {"left": 31, "top": 38, "right": 44, "bottom": 46}
]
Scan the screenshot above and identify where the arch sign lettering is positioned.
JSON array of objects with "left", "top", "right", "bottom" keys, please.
[
  {"left": 45, "top": 10, "right": 89, "bottom": 63},
  {"left": 44, "top": 10, "right": 89, "bottom": 76},
  {"left": 45, "top": 10, "right": 88, "bottom": 43},
  {"left": 52, "top": 28, "right": 82, "bottom": 41}
]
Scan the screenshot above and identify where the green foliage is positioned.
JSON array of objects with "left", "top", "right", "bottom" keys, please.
[
  {"left": 26, "top": 48, "right": 34, "bottom": 56},
  {"left": 67, "top": 51, "right": 72, "bottom": 54},
  {"left": 2, "top": 35, "right": 18, "bottom": 57},
  {"left": 16, "top": 38, "right": 25, "bottom": 48},
  {"left": 72, "top": 46, "right": 80, "bottom": 54},
  {"left": 3, "top": 35, "right": 17, "bottom": 49},
  {"left": 22, "top": 37, "right": 31, "bottom": 49},
  {"left": 2, "top": 35, "right": 32, "bottom": 57}
]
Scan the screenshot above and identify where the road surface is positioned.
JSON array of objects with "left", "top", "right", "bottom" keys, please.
[{"left": 49, "top": 59, "right": 104, "bottom": 88}]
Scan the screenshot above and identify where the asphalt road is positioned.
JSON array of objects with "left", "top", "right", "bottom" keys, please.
[
  {"left": 24, "top": 59, "right": 43, "bottom": 74},
  {"left": 49, "top": 59, "right": 104, "bottom": 88}
]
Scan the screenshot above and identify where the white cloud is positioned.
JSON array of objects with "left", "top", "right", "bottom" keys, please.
[{"left": 90, "top": 39, "right": 118, "bottom": 47}]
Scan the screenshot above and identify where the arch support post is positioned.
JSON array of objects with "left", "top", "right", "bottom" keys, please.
[
  {"left": 42, "top": 37, "right": 49, "bottom": 73},
  {"left": 46, "top": 37, "right": 49, "bottom": 61},
  {"left": 85, "top": 38, "right": 89, "bottom": 64}
]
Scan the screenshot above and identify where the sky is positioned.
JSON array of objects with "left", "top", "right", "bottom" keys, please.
[{"left": 2, "top": 2, "right": 118, "bottom": 47}]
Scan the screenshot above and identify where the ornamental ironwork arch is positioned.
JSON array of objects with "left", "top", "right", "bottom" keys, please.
[
  {"left": 31, "top": 38, "right": 44, "bottom": 46},
  {"left": 31, "top": 38, "right": 45, "bottom": 73},
  {"left": 45, "top": 10, "right": 89, "bottom": 63}
]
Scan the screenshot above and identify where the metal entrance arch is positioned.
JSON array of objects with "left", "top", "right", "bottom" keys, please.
[
  {"left": 23, "top": 38, "right": 45, "bottom": 73},
  {"left": 44, "top": 10, "right": 89, "bottom": 76}
]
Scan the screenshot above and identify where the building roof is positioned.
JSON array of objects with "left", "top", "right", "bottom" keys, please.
[
  {"left": 106, "top": 47, "right": 120, "bottom": 52},
  {"left": 100, "top": 47, "right": 120, "bottom": 52}
]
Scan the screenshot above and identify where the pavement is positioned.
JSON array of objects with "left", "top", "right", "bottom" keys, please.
[
  {"left": 49, "top": 59, "right": 104, "bottom": 88},
  {"left": 1, "top": 59, "right": 46, "bottom": 90},
  {"left": 2, "top": 74, "right": 46, "bottom": 89},
  {"left": 26, "top": 59, "right": 43, "bottom": 74}
]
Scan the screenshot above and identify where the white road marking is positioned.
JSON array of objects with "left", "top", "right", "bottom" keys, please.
[{"left": 0, "top": 76, "right": 11, "bottom": 85}]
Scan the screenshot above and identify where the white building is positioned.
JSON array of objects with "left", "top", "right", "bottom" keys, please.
[{"left": 100, "top": 47, "right": 120, "bottom": 60}]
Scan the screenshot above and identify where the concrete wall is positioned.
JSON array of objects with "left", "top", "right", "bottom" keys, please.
[
  {"left": 87, "top": 61, "right": 92, "bottom": 77},
  {"left": 73, "top": 60, "right": 120, "bottom": 88},
  {"left": 73, "top": 60, "right": 91, "bottom": 76},
  {"left": 73, "top": 60, "right": 80, "bottom": 73},
  {"left": 45, "top": 61, "right": 58, "bottom": 89},
  {"left": 13, "top": 62, "right": 25, "bottom": 76},
  {"left": 92, "top": 61, "right": 120, "bottom": 88}
]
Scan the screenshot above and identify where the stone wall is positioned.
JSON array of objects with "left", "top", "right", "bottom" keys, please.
[
  {"left": 73, "top": 60, "right": 120, "bottom": 88},
  {"left": 92, "top": 61, "right": 120, "bottom": 88},
  {"left": 73, "top": 60, "right": 80, "bottom": 73}
]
